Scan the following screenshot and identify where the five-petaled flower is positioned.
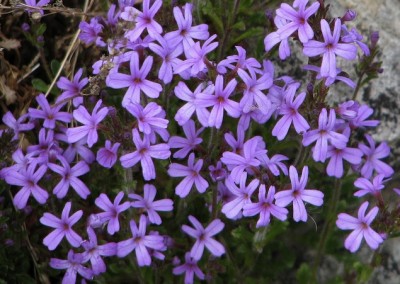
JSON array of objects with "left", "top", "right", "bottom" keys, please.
[
  {"left": 336, "top": 201, "right": 383, "bottom": 252},
  {"left": 182, "top": 215, "right": 225, "bottom": 260},
  {"left": 40, "top": 201, "right": 83, "bottom": 250}
]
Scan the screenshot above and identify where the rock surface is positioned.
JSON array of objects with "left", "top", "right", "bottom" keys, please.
[
  {"left": 328, "top": 0, "right": 400, "bottom": 142},
  {"left": 328, "top": 1, "right": 400, "bottom": 283}
]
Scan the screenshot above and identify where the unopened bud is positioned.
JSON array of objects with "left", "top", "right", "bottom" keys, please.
[
  {"left": 265, "top": 9, "right": 274, "bottom": 22},
  {"left": 88, "top": 214, "right": 103, "bottom": 228},
  {"left": 342, "top": 10, "right": 357, "bottom": 22},
  {"left": 21, "top": 23, "right": 30, "bottom": 31},
  {"left": 307, "top": 83, "right": 314, "bottom": 94},
  {"left": 118, "top": 0, "right": 135, "bottom": 10},
  {"left": 370, "top": 31, "right": 379, "bottom": 48},
  {"left": 108, "top": 106, "right": 117, "bottom": 117}
]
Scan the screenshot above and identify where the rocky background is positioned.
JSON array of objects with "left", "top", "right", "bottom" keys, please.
[{"left": 330, "top": 1, "right": 400, "bottom": 283}]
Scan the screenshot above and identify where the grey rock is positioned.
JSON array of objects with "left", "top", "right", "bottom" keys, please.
[{"left": 327, "top": 0, "right": 400, "bottom": 142}]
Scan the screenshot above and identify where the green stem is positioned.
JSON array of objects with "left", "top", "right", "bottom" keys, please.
[
  {"left": 6, "top": 187, "right": 50, "bottom": 283},
  {"left": 211, "top": 184, "right": 219, "bottom": 219},
  {"left": 312, "top": 178, "right": 342, "bottom": 281},
  {"left": 352, "top": 71, "right": 365, "bottom": 101},
  {"left": 38, "top": 47, "right": 53, "bottom": 82},
  {"left": 217, "top": 0, "right": 241, "bottom": 61}
]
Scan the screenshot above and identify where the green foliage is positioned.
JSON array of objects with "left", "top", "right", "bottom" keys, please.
[{"left": 31, "top": 78, "right": 58, "bottom": 95}]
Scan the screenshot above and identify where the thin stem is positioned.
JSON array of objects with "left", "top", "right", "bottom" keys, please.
[
  {"left": 293, "top": 138, "right": 305, "bottom": 167},
  {"left": 312, "top": 178, "right": 342, "bottom": 281},
  {"left": 6, "top": 187, "right": 50, "bottom": 283},
  {"left": 352, "top": 72, "right": 365, "bottom": 101},
  {"left": 217, "top": 0, "right": 241, "bottom": 61},
  {"left": 44, "top": 0, "right": 91, "bottom": 97},
  {"left": 211, "top": 184, "right": 218, "bottom": 219},
  {"left": 38, "top": 47, "right": 53, "bottom": 81}
]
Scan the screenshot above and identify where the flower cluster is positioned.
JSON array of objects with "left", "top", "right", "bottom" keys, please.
[{"left": 0, "top": 0, "right": 396, "bottom": 283}]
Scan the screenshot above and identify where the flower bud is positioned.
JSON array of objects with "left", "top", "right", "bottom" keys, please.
[
  {"left": 118, "top": 0, "right": 135, "bottom": 10},
  {"left": 88, "top": 214, "right": 103, "bottom": 228},
  {"left": 370, "top": 31, "right": 379, "bottom": 48},
  {"left": 342, "top": 10, "right": 357, "bottom": 22},
  {"left": 21, "top": 23, "right": 30, "bottom": 31}
]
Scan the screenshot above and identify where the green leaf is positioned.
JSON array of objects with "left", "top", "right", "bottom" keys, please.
[
  {"left": 50, "top": 60, "right": 61, "bottom": 76},
  {"left": 31, "top": 78, "right": 58, "bottom": 95},
  {"left": 296, "top": 263, "right": 313, "bottom": 284},
  {"left": 231, "top": 27, "right": 264, "bottom": 46},
  {"left": 36, "top": 23, "right": 47, "bottom": 36},
  {"left": 201, "top": 3, "right": 224, "bottom": 36},
  {"left": 231, "top": 21, "right": 246, "bottom": 31},
  {"left": 31, "top": 78, "right": 48, "bottom": 93}
]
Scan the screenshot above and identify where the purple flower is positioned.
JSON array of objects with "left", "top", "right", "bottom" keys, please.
[
  {"left": 224, "top": 124, "right": 246, "bottom": 154},
  {"left": 5, "top": 163, "right": 48, "bottom": 209},
  {"left": 28, "top": 94, "right": 72, "bottom": 129},
  {"left": 50, "top": 250, "right": 93, "bottom": 283},
  {"left": 124, "top": 0, "right": 163, "bottom": 41},
  {"left": 217, "top": 46, "right": 261, "bottom": 74},
  {"left": 48, "top": 157, "right": 90, "bottom": 199},
  {"left": 326, "top": 142, "right": 363, "bottom": 178},
  {"left": 2, "top": 149, "right": 35, "bottom": 175},
  {"left": 277, "top": 0, "right": 319, "bottom": 42},
  {"left": 61, "top": 135, "right": 95, "bottom": 164},
  {"left": 96, "top": 140, "right": 120, "bottom": 168},
  {"left": 125, "top": 102, "right": 168, "bottom": 135},
  {"left": 182, "top": 215, "right": 225, "bottom": 260},
  {"left": 303, "top": 19, "right": 357, "bottom": 77},
  {"left": 173, "top": 252, "right": 205, "bottom": 284},
  {"left": 129, "top": 184, "right": 173, "bottom": 225},
  {"left": 196, "top": 75, "right": 240, "bottom": 129},
  {"left": 358, "top": 134, "right": 393, "bottom": 178},
  {"left": 336, "top": 201, "right": 383, "bottom": 252},
  {"left": 260, "top": 153, "right": 289, "bottom": 176},
  {"left": 24, "top": 0, "right": 51, "bottom": 15},
  {"left": 302, "top": 108, "right": 348, "bottom": 162},
  {"left": 94, "top": 192, "right": 130, "bottom": 235},
  {"left": 107, "top": 51, "right": 162, "bottom": 107},
  {"left": 2, "top": 111, "right": 34, "bottom": 140},
  {"left": 272, "top": 84, "right": 309, "bottom": 140},
  {"left": 79, "top": 18, "right": 105, "bottom": 46},
  {"left": 209, "top": 162, "right": 228, "bottom": 182},
  {"left": 26, "top": 128, "right": 62, "bottom": 165},
  {"left": 148, "top": 36, "right": 183, "bottom": 83},
  {"left": 275, "top": 166, "right": 324, "bottom": 222},
  {"left": 120, "top": 129, "right": 170, "bottom": 180},
  {"left": 40, "top": 201, "right": 83, "bottom": 250},
  {"left": 66, "top": 99, "right": 109, "bottom": 148},
  {"left": 81, "top": 227, "right": 117, "bottom": 275},
  {"left": 117, "top": 215, "right": 165, "bottom": 266},
  {"left": 174, "top": 34, "right": 219, "bottom": 76},
  {"left": 237, "top": 69, "right": 272, "bottom": 114},
  {"left": 341, "top": 25, "right": 370, "bottom": 56},
  {"left": 168, "top": 120, "right": 204, "bottom": 159},
  {"left": 243, "top": 185, "right": 288, "bottom": 228},
  {"left": 222, "top": 173, "right": 259, "bottom": 219},
  {"left": 56, "top": 68, "right": 88, "bottom": 107},
  {"left": 174, "top": 82, "right": 214, "bottom": 127},
  {"left": 168, "top": 153, "right": 209, "bottom": 198},
  {"left": 349, "top": 105, "right": 379, "bottom": 129},
  {"left": 325, "top": 128, "right": 362, "bottom": 178},
  {"left": 354, "top": 174, "right": 385, "bottom": 197},
  {"left": 221, "top": 136, "right": 265, "bottom": 183},
  {"left": 303, "top": 64, "right": 356, "bottom": 88},
  {"left": 165, "top": 3, "right": 209, "bottom": 54},
  {"left": 264, "top": 0, "right": 320, "bottom": 59}
]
